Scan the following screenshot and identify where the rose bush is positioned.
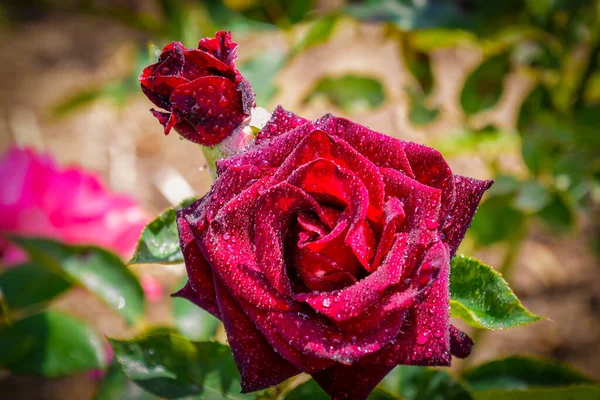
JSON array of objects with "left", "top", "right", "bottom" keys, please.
[
  {"left": 140, "top": 31, "right": 255, "bottom": 146},
  {"left": 175, "top": 106, "right": 492, "bottom": 399},
  {"left": 0, "top": 146, "right": 147, "bottom": 266}
]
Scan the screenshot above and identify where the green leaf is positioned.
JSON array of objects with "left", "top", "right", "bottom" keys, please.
[
  {"left": 407, "top": 87, "right": 439, "bottom": 125},
  {"left": 402, "top": 35, "right": 434, "bottom": 94},
  {"left": 430, "top": 129, "right": 520, "bottom": 159},
  {"left": 110, "top": 329, "right": 252, "bottom": 399},
  {"left": 347, "top": 0, "right": 466, "bottom": 31},
  {"left": 305, "top": 75, "right": 386, "bottom": 114},
  {"left": 460, "top": 52, "right": 510, "bottom": 115},
  {"left": 95, "top": 359, "right": 159, "bottom": 400},
  {"left": 469, "top": 196, "right": 525, "bottom": 245},
  {"left": 0, "top": 263, "right": 71, "bottom": 312},
  {"left": 450, "top": 255, "right": 543, "bottom": 330},
  {"left": 293, "top": 15, "right": 338, "bottom": 55},
  {"left": 172, "top": 277, "right": 220, "bottom": 341},
  {"left": 512, "top": 181, "right": 551, "bottom": 214},
  {"left": 239, "top": 52, "right": 287, "bottom": 106},
  {"left": 0, "top": 311, "right": 106, "bottom": 377},
  {"left": 12, "top": 236, "right": 145, "bottom": 325},
  {"left": 380, "top": 365, "right": 471, "bottom": 400},
  {"left": 463, "top": 356, "right": 596, "bottom": 391},
  {"left": 536, "top": 191, "right": 574, "bottom": 232},
  {"left": 50, "top": 87, "right": 103, "bottom": 119},
  {"left": 470, "top": 385, "right": 600, "bottom": 400},
  {"left": 130, "top": 198, "right": 197, "bottom": 265},
  {"left": 286, "top": 379, "right": 329, "bottom": 400}
]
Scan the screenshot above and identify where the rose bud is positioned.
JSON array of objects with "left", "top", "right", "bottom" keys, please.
[
  {"left": 140, "top": 31, "right": 255, "bottom": 146},
  {"left": 175, "top": 106, "right": 493, "bottom": 400}
]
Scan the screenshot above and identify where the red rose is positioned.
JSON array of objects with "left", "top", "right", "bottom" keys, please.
[
  {"left": 140, "top": 31, "right": 255, "bottom": 146},
  {"left": 176, "top": 106, "right": 492, "bottom": 399}
]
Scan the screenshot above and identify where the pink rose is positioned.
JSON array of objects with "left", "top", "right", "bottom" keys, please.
[{"left": 0, "top": 146, "right": 147, "bottom": 266}]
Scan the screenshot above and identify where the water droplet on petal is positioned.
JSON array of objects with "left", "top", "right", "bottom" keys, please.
[
  {"left": 218, "top": 95, "right": 229, "bottom": 107},
  {"left": 416, "top": 331, "right": 428, "bottom": 345},
  {"left": 322, "top": 298, "right": 332, "bottom": 308},
  {"left": 426, "top": 219, "right": 439, "bottom": 230}
]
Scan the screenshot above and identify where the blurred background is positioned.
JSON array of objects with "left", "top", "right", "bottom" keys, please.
[{"left": 0, "top": 0, "right": 599, "bottom": 398}]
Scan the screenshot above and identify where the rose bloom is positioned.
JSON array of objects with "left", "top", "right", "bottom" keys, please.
[
  {"left": 0, "top": 146, "right": 147, "bottom": 266},
  {"left": 176, "top": 107, "right": 492, "bottom": 399},
  {"left": 140, "top": 31, "right": 255, "bottom": 146}
]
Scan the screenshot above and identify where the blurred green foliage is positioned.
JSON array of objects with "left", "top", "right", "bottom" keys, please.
[{"left": 10, "top": 0, "right": 594, "bottom": 255}]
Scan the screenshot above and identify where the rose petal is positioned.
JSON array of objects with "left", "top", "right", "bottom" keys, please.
[
  {"left": 372, "top": 197, "right": 405, "bottom": 271},
  {"left": 286, "top": 159, "right": 375, "bottom": 272},
  {"left": 197, "top": 31, "right": 238, "bottom": 71},
  {"left": 403, "top": 141, "right": 456, "bottom": 221},
  {"left": 312, "top": 362, "right": 394, "bottom": 400},
  {"left": 364, "top": 241, "right": 452, "bottom": 367},
  {"left": 442, "top": 175, "right": 493, "bottom": 256},
  {"left": 449, "top": 324, "right": 474, "bottom": 359},
  {"left": 170, "top": 76, "right": 247, "bottom": 146},
  {"left": 272, "top": 130, "right": 385, "bottom": 225},
  {"left": 174, "top": 205, "right": 220, "bottom": 317},
  {"left": 214, "top": 280, "right": 299, "bottom": 392},
  {"left": 256, "top": 105, "right": 309, "bottom": 144},
  {"left": 217, "top": 121, "right": 319, "bottom": 175},
  {"left": 254, "top": 182, "right": 322, "bottom": 296},
  {"left": 241, "top": 299, "right": 335, "bottom": 373},
  {"left": 246, "top": 304, "right": 405, "bottom": 364},
  {"left": 318, "top": 115, "right": 414, "bottom": 177},
  {"left": 294, "top": 233, "right": 409, "bottom": 322},
  {"left": 203, "top": 179, "right": 295, "bottom": 311}
]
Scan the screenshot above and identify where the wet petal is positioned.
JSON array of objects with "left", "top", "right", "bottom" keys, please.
[
  {"left": 170, "top": 76, "right": 248, "bottom": 146},
  {"left": 442, "top": 175, "right": 493, "bottom": 256},
  {"left": 203, "top": 179, "right": 295, "bottom": 311},
  {"left": 256, "top": 105, "right": 309, "bottom": 144},
  {"left": 312, "top": 362, "right": 394, "bottom": 400},
  {"left": 214, "top": 280, "right": 299, "bottom": 392},
  {"left": 449, "top": 324, "right": 474, "bottom": 359},
  {"left": 318, "top": 115, "right": 414, "bottom": 176},
  {"left": 174, "top": 204, "right": 220, "bottom": 318},
  {"left": 197, "top": 31, "right": 238, "bottom": 71}
]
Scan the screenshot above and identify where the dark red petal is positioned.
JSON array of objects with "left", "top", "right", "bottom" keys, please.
[
  {"left": 403, "top": 141, "right": 455, "bottom": 221},
  {"left": 312, "top": 362, "right": 394, "bottom": 400},
  {"left": 294, "top": 233, "right": 409, "bottom": 322},
  {"left": 246, "top": 304, "right": 405, "bottom": 364},
  {"left": 256, "top": 105, "right": 309, "bottom": 144},
  {"left": 198, "top": 31, "right": 238, "bottom": 69},
  {"left": 272, "top": 130, "right": 385, "bottom": 225},
  {"left": 186, "top": 48, "right": 233, "bottom": 76},
  {"left": 170, "top": 76, "right": 248, "bottom": 146},
  {"left": 174, "top": 205, "right": 220, "bottom": 317},
  {"left": 241, "top": 299, "right": 335, "bottom": 373},
  {"left": 217, "top": 121, "right": 318, "bottom": 174},
  {"left": 141, "top": 83, "right": 171, "bottom": 109},
  {"left": 254, "top": 182, "right": 322, "bottom": 296},
  {"left": 381, "top": 168, "right": 441, "bottom": 241},
  {"left": 442, "top": 175, "right": 493, "bottom": 256},
  {"left": 318, "top": 115, "right": 414, "bottom": 177},
  {"left": 286, "top": 158, "right": 375, "bottom": 272},
  {"left": 214, "top": 280, "right": 299, "bottom": 392},
  {"left": 449, "top": 325, "right": 474, "bottom": 359},
  {"left": 203, "top": 178, "right": 295, "bottom": 311},
  {"left": 149, "top": 109, "right": 173, "bottom": 134},
  {"left": 372, "top": 197, "right": 405, "bottom": 271},
  {"left": 365, "top": 241, "right": 452, "bottom": 367}
]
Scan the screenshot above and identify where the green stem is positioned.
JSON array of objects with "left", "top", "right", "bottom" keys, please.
[{"left": 200, "top": 146, "right": 220, "bottom": 180}]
